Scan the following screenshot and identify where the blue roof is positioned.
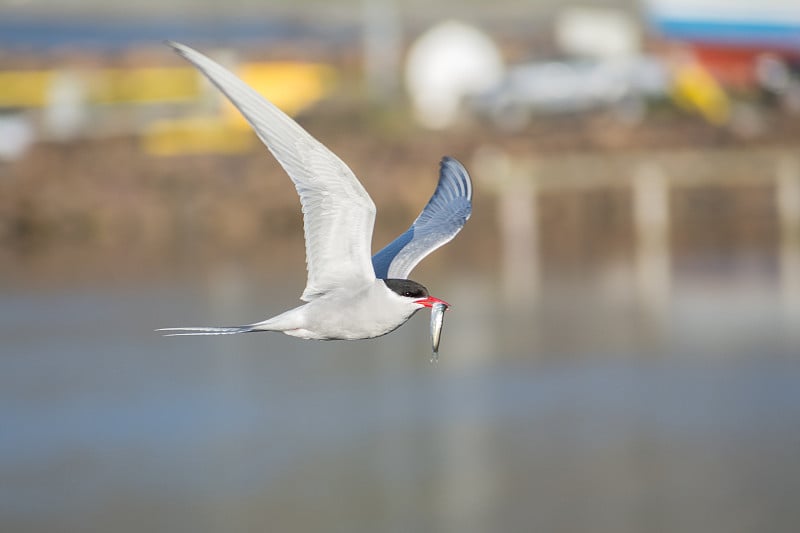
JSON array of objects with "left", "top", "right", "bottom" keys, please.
[{"left": 648, "top": 15, "right": 800, "bottom": 50}]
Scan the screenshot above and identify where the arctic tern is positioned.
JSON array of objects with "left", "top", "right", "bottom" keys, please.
[{"left": 158, "top": 42, "right": 472, "bottom": 341}]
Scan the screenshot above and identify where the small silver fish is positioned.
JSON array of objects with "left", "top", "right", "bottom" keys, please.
[{"left": 429, "top": 302, "right": 448, "bottom": 362}]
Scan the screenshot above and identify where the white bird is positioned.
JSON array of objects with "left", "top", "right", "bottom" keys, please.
[{"left": 158, "top": 42, "right": 472, "bottom": 340}]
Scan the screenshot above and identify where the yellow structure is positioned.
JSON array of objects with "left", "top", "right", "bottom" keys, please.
[
  {"left": 146, "top": 61, "right": 336, "bottom": 155},
  {"left": 89, "top": 67, "right": 201, "bottom": 104},
  {"left": 226, "top": 62, "right": 336, "bottom": 122},
  {"left": 0, "top": 70, "right": 54, "bottom": 107},
  {"left": 671, "top": 61, "right": 731, "bottom": 125},
  {"left": 0, "top": 61, "right": 337, "bottom": 154}
]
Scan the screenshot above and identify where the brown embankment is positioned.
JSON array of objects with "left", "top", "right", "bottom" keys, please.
[{"left": 1, "top": 107, "right": 798, "bottom": 284}]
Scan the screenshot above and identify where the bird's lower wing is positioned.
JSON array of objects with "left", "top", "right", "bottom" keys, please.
[{"left": 372, "top": 157, "right": 472, "bottom": 279}]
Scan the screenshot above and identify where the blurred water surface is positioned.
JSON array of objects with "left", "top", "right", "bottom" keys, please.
[
  {"left": 1, "top": 258, "right": 798, "bottom": 533},
  {"left": 2, "top": 3, "right": 799, "bottom": 530}
]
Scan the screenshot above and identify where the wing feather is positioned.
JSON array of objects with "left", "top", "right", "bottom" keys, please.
[
  {"left": 168, "top": 42, "right": 376, "bottom": 301},
  {"left": 372, "top": 157, "right": 472, "bottom": 279}
]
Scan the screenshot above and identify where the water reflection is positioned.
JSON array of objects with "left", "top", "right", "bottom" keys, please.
[{"left": 1, "top": 260, "right": 798, "bottom": 532}]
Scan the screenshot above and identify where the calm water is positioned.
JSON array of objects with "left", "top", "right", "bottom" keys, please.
[{"left": 1, "top": 262, "right": 799, "bottom": 533}]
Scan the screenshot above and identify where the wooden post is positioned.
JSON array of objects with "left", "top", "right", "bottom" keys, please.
[
  {"left": 474, "top": 147, "right": 539, "bottom": 306},
  {"left": 776, "top": 156, "right": 800, "bottom": 337},
  {"left": 632, "top": 163, "right": 671, "bottom": 322}
]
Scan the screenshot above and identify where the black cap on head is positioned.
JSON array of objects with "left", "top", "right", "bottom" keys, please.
[{"left": 383, "top": 279, "right": 429, "bottom": 299}]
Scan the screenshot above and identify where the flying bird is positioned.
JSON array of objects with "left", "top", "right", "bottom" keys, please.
[{"left": 157, "top": 42, "right": 472, "bottom": 341}]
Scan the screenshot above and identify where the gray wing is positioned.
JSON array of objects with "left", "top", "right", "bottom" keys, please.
[
  {"left": 372, "top": 157, "right": 472, "bottom": 279},
  {"left": 168, "top": 42, "right": 377, "bottom": 301}
]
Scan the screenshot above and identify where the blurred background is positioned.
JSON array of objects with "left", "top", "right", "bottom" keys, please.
[{"left": 1, "top": 0, "right": 799, "bottom": 531}]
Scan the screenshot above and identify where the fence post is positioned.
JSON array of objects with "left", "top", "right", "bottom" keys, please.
[
  {"left": 632, "top": 162, "right": 671, "bottom": 324},
  {"left": 777, "top": 155, "right": 800, "bottom": 337}
]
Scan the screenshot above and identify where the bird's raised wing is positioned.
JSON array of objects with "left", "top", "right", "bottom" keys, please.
[
  {"left": 168, "top": 42, "right": 376, "bottom": 301},
  {"left": 372, "top": 157, "right": 472, "bottom": 279}
]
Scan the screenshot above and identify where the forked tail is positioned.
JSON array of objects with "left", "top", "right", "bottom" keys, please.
[{"left": 156, "top": 325, "right": 255, "bottom": 337}]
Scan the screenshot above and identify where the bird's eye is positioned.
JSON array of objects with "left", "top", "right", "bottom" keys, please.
[{"left": 404, "top": 291, "right": 413, "bottom": 297}]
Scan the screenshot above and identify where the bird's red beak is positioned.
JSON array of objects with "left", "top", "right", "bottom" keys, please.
[{"left": 415, "top": 296, "right": 450, "bottom": 308}]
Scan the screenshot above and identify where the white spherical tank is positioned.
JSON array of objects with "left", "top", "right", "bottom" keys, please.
[{"left": 405, "top": 20, "right": 504, "bottom": 129}]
